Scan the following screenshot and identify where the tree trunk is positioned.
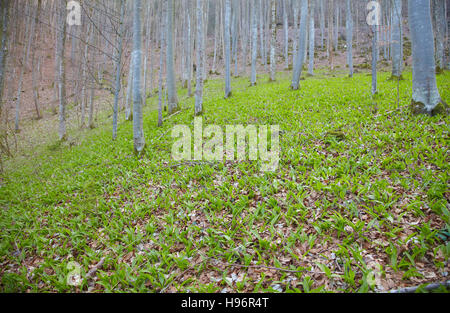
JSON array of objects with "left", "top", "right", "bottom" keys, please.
[
  {"left": 291, "top": 0, "right": 308, "bottom": 90},
  {"left": 345, "top": 0, "right": 353, "bottom": 77},
  {"left": 371, "top": 25, "right": 378, "bottom": 95},
  {"left": 251, "top": 0, "right": 258, "bottom": 86},
  {"left": 270, "top": 0, "right": 277, "bottom": 81},
  {"left": 158, "top": 0, "right": 166, "bottom": 126},
  {"left": 433, "top": 0, "right": 445, "bottom": 72},
  {"left": 57, "top": 0, "right": 67, "bottom": 141},
  {"left": 283, "top": 0, "right": 289, "bottom": 69},
  {"left": 132, "top": 0, "right": 145, "bottom": 153},
  {"left": 195, "top": 0, "right": 204, "bottom": 116},
  {"left": 224, "top": 0, "right": 232, "bottom": 98},
  {"left": 113, "top": 0, "right": 125, "bottom": 140},
  {"left": 166, "top": 0, "right": 178, "bottom": 114},
  {"left": 391, "top": 0, "right": 402, "bottom": 78},
  {"left": 408, "top": 0, "right": 444, "bottom": 115},
  {"left": 0, "top": 0, "right": 10, "bottom": 115},
  {"left": 308, "top": 0, "right": 315, "bottom": 76}
]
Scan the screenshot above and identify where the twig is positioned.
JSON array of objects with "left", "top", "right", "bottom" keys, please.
[
  {"left": 85, "top": 257, "right": 106, "bottom": 279},
  {"left": 389, "top": 280, "right": 450, "bottom": 293},
  {"left": 208, "top": 258, "right": 344, "bottom": 275},
  {"left": 163, "top": 110, "right": 181, "bottom": 122}
]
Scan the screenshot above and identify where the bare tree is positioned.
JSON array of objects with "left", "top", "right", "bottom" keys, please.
[
  {"left": 224, "top": 0, "right": 232, "bottom": 98},
  {"left": 113, "top": 0, "right": 125, "bottom": 140},
  {"left": 57, "top": 0, "right": 67, "bottom": 141},
  {"left": 269, "top": 0, "right": 277, "bottom": 81},
  {"left": 167, "top": 0, "right": 179, "bottom": 114},
  {"left": 409, "top": 0, "right": 446, "bottom": 115},
  {"left": 251, "top": 0, "right": 258, "bottom": 86},
  {"left": 195, "top": 0, "right": 205, "bottom": 116},
  {"left": 345, "top": 0, "right": 353, "bottom": 77},
  {"left": 291, "top": 0, "right": 308, "bottom": 90},
  {"left": 391, "top": 0, "right": 402, "bottom": 79},
  {"left": 308, "top": 0, "right": 315, "bottom": 76},
  {"left": 132, "top": 0, "right": 145, "bottom": 153}
]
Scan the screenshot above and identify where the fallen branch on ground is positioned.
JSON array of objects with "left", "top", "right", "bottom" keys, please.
[{"left": 389, "top": 280, "right": 450, "bottom": 293}]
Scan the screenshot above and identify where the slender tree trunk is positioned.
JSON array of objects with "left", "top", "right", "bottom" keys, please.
[
  {"left": 409, "top": 0, "right": 444, "bottom": 115},
  {"left": 195, "top": 0, "right": 204, "bottom": 116},
  {"left": 283, "top": 0, "right": 289, "bottom": 69},
  {"left": 391, "top": 0, "right": 402, "bottom": 79},
  {"left": 81, "top": 24, "right": 91, "bottom": 127},
  {"left": 270, "top": 0, "right": 277, "bottom": 81},
  {"left": 186, "top": 3, "right": 193, "bottom": 96},
  {"left": 125, "top": 56, "right": 133, "bottom": 121},
  {"left": 158, "top": 0, "right": 166, "bottom": 126},
  {"left": 433, "top": 0, "right": 445, "bottom": 72},
  {"left": 251, "top": 0, "right": 258, "bottom": 86},
  {"left": 133, "top": 0, "right": 145, "bottom": 153},
  {"left": 291, "top": 0, "right": 308, "bottom": 90},
  {"left": 0, "top": 0, "right": 10, "bottom": 114},
  {"left": 166, "top": 0, "right": 178, "bottom": 114},
  {"left": 372, "top": 24, "right": 378, "bottom": 95},
  {"left": 212, "top": 0, "right": 219, "bottom": 74},
  {"left": 113, "top": 0, "right": 125, "bottom": 140},
  {"left": 328, "top": 0, "right": 334, "bottom": 69},
  {"left": 224, "top": 0, "right": 232, "bottom": 98},
  {"left": 308, "top": 0, "right": 315, "bottom": 76},
  {"left": 15, "top": 9, "right": 31, "bottom": 132},
  {"left": 259, "top": 0, "right": 266, "bottom": 67},
  {"left": 320, "top": 0, "right": 325, "bottom": 50},
  {"left": 57, "top": 0, "right": 67, "bottom": 141},
  {"left": 345, "top": 0, "right": 353, "bottom": 77},
  {"left": 293, "top": 0, "right": 299, "bottom": 65},
  {"left": 233, "top": 0, "right": 240, "bottom": 76},
  {"left": 334, "top": 2, "right": 339, "bottom": 52}
]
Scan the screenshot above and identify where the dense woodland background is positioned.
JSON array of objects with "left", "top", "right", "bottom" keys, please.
[{"left": 0, "top": 0, "right": 449, "bottom": 293}]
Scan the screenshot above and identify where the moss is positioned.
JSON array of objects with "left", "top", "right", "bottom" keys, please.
[
  {"left": 410, "top": 99, "right": 448, "bottom": 116},
  {"left": 388, "top": 75, "right": 404, "bottom": 81}
]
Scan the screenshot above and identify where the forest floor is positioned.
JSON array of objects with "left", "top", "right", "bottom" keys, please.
[{"left": 0, "top": 69, "right": 449, "bottom": 292}]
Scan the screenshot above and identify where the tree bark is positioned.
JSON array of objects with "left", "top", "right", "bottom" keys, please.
[
  {"left": 251, "top": 0, "right": 258, "bottom": 86},
  {"left": 270, "top": 0, "right": 277, "bottom": 82},
  {"left": 166, "top": 0, "right": 178, "bottom": 114},
  {"left": 224, "top": 0, "right": 232, "bottom": 98},
  {"left": 391, "top": 0, "right": 402, "bottom": 78},
  {"left": 308, "top": 0, "right": 315, "bottom": 76},
  {"left": 132, "top": 0, "right": 145, "bottom": 153},
  {"left": 113, "top": 0, "right": 125, "bottom": 140},
  {"left": 195, "top": 0, "right": 204, "bottom": 116},
  {"left": 408, "top": 0, "right": 444, "bottom": 115},
  {"left": 345, "top": 0, "right": 353, "bottom": 77},
  {"left": 291, "top": 0, "right": 308, "bottom": 90},
  {"left": 57, "top": 0, "right": 67, "bottom": 141}
]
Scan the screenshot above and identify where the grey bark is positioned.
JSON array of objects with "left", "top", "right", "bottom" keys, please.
[
  {"left": 224, "top": 0, "right": 232, "bottom": 98},
  {"left": 282, "top": 0, "right": 289, "bottom": 69},
  {"left": 113, "top": 0, "right": 125, "bottom": 140},
  {"left": 270, "top": 0, "right": 277, "bottom": 81},
  {"left": 391, "top": 0, "right": 402, "bottom": 78},
  {"left": 345, "top": 0, "right": 353, "bottom": 77},
  {"left": 291, "top": 0, "right": 308, "bottom": 90},
  {"left": 0, "top": 0, "right": 10, "bottom": 114},
  {"left": 195, "top": 0, "right": 204, "bottom": 115},
  {"left": 433, "top": 0, "right": 445, "bottom": 71},
  {"left": 408, "top": 0, "right": 443, "bottom": 114},
  {"left": 251, "top": 0, "right": 258, "bottom": 86},
  {"left": 166, "top": 0, "right": 178, "bottom": 114},
  {"left": 372, "top": 25, "right": 378, "bottom": 95},
  {"left": 132, "top": 0, "right": 145, "bottom": 153},
  {"left": 158, "top": 0, "right": 166, "bottom": 126},
  {"left": 308, "top": 0, "right": 315, "bottom": 76},
  {"left": 57, "top": 0, "right": 67, "bottom": 140}
]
